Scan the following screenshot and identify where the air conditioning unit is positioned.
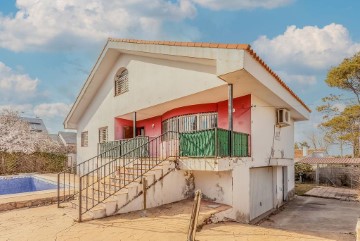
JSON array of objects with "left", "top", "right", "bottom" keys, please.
[{"left": 276, "top": 108, "right": 291, "bottom": 127}]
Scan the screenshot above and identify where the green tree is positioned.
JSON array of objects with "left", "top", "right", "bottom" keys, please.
[
  {"left": 326, "top": 52, "right": 360, "bottom": 104},
  {"left": 317, "top": 52, "right": 360, "bottom": 157}
]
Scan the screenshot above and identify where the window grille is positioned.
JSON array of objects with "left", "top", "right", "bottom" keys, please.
[
  {"left": 114, "top": 68, "right": 129, "bottom": 96},
  {"left": 98, "top": 127, "right": 108, "bottom": 144},
  {"left": 81, "top": 131, "right": 88, "bottom": 147}
]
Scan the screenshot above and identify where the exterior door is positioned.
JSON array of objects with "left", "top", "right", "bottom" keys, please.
[
  {"left": 250, "top": 167, "right": 274, "bottom": 220},
  {"left": 137, "top": 127, "right": 145, "bottom": 136},
  {"left": 123, "top": 126, "right": 133, "bottom": 139},
  {"left": 282, "top": 166, "right": 288, "bottom": 201}
]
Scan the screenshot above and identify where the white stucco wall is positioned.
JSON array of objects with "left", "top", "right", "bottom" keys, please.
[
  {"left": 251, "top": 94, "right": 295, "bottom": 206},
  {"left": 76, "top": 53, "right": 223, "bottom": 163},
  {"left": 117, "top": 168, "right": 189, "bottom": 214},
  {"left": 251, "top": 95, "right": 295, "bottom": 165},
  {"left": 193, "top": 170, "right": 233, "bottom": 206}
]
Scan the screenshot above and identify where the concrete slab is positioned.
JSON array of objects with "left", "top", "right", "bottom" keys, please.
[
  {"left": 305, "top": 186, "right": 358, "bottom": 201},
  {"left": 260, "top": 196, "right": 360, "bottom": 241}
]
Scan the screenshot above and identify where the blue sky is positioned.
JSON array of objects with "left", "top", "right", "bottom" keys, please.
[{"left": 0, "top": 0, "right": 359, "bottom": 155}]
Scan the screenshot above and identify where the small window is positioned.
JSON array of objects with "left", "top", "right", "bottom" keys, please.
[
  {"left": 81, "top": 131, "right": 88, "bottom": 147},
  {"left": 114, "top": 68, "right": 129, "bottom": 96},
  {"left": 98, "top": 127, "right": 108, "bottom": 143}
]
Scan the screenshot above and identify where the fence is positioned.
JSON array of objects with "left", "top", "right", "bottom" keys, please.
[
  {"left": 0, "top": 152, "right": 66, "bottom": 175},
  {"left": 296, "top": 164, "right": 360, "bottom": 188}
]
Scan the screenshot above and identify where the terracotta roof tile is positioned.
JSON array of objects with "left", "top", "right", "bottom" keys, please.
[
  {"left": 218, "top": 43, "right": 228, "bottom": 48},
  {"left": 226, "top": 44, "right": 238, "bottom": 49},
  {"left": 107, "top": 38, "right": 311, "bottom": 112}
]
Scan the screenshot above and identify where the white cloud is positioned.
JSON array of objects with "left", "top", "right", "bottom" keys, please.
[
  {"left": 0, "top": 61, "right": 38, "bottom": 95},
  {"left": 192, "top": 0, "right": 293, "bottom": 10},
  {"left": 252, "top": 24, "right": 360, "bottom": 71},
  {"left": 0, "top": 0, "right": 197, "bottom": 51},
  {"left": 0, "top": 104, "right": 33, "bottom": 114},
  {"left": 0, "top": 103, "right": 72, "bottom": 133},
  {"left": 33, "top": 103, "right": 72, "bottom": 118},
  {"left": 277, "top": 71, "right": 317, "bottom": 86}
]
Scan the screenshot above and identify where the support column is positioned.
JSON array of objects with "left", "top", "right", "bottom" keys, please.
[
  {"left": 315, "top": 164, "right": 319, "bottom": 185},
  {"left": 133, "top": 112, "right": 137, "bottom": 138},
  {"left": 228, "top": 84, "right": 233, "bottom": 156}
]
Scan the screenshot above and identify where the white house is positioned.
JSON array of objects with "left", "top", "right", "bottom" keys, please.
[{"left": 62, "top": 39, "right": 310, "bottom": 222}]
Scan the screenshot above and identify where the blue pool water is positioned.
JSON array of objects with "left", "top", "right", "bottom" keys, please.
[{"left": 0, "top": 176, "right": 57, "bottom": 195}]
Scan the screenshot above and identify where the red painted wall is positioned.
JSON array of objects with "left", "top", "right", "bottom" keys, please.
[
  {"left": 136, "top": 116, "right": 162, "bottom": 138},
  {"left": 114, "top": 118, "right": 133, "bottom": 140},
  {"left": 162, "top": 103, "right": 218, "bottom": 120},
  {"left": 217, "top": 95, "right": 251, "bottom": 134},
  {"left": 114, "top": 95, "right": 251, "bottom": 140}
]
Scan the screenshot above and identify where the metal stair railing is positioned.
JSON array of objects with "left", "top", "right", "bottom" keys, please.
[
  {"left": 78, "top": 131, "right": 179, "bottom": 222},
  {"left": 57, "top": 136, "right": 143, "bottom": 207}
]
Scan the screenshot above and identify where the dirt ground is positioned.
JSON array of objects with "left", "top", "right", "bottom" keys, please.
[{"left": 0, "top": 197, "right": 357, "bottom": 241}]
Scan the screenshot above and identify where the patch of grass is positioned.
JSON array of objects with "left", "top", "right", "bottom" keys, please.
[{"left": 295, "top": 183, "right": 317, "bottom": 196}]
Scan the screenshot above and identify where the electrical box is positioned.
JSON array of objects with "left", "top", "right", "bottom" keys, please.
[{"left": 276, "top": 108, "right": 291, "bottom": 127}]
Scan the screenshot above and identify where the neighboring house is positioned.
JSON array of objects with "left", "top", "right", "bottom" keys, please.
[
  {"left": 21, "top": 117, "right": 48, "bottom": 134},
  {"left": 58, "top": 131, "right": 77, "bottom": 154},
  {"left": 298, "top": 155, "right": 360, "bottom": 185},
  {"left": 50, "top": 131, "right": 77, "bottom": 166},
  {"left": 49, "top": 134, "right": 61, "bottom": 143},
  {"left": 59, "top": 131, "right": 77, "bottom": 167},
  {"left": 63, "top": 39, "right": 310, "bottom": 222},
  {"left": 294, "top": 146, "right": 327, "bottom": 162}
]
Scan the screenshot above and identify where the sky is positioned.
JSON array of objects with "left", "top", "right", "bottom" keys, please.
[{"left": 0, "top": 0, "right": 359, "bottom": 155}]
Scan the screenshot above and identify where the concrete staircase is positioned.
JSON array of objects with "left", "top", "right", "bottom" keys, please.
[
  {"left": 58, "top": 132, "right": 183, "bottom": 222},
  {"left": 63, "top": 160, "right": 180, "bottom": 221}
]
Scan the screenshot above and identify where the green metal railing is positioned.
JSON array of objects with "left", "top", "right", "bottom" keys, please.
[
  {"left": 179, "top": 128, "right": 250, "bottom": 157},
  {"left": 98, "top": 136, "right": 149, "bottom": 158}
]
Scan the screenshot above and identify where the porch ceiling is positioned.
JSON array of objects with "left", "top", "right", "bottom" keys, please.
[{"left": 117, "top": 69, "right": 306, "bottom": 121}]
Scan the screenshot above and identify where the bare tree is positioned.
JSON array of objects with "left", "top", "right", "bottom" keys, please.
[
  {"left": 307, "top": 130, "right": 332, "bottom": 152},
  {"left": 0, "top": 109, "right": 65, "bottom": 154}
]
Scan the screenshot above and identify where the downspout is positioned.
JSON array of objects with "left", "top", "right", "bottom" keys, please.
[
  {"left": 133, "top": 112, "right": 137, "bottom": 138},
  {"left": 228, "top": 84, "right": 233, "bottom": 156}
]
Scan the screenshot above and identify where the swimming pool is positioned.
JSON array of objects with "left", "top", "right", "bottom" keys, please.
[{"left": 0, "top": 176, "right": 58, "bottom": 195}]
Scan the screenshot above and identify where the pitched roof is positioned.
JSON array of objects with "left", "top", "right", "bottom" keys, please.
[
  {"left": 58, "top": 131, "right": 77, "bottom": 145},
  {"left": 299, "top": 158, "right": 360, "bottom": 164},
  {"left": 108, "top": 38, "right": 311, "bottom": 113},
  {"left": 21, "top": 117, "right": 48, "bottom": 133},
  {"left": 49, "top": 134, "right": 61, "bottom": 143}
]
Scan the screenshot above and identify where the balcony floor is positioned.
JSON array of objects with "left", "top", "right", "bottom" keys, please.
[{"left": 179, "top": 157, "right": 252, "bottom": 171}]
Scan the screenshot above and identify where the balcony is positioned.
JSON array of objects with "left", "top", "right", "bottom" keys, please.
[
  {"left": 179, "top": 128, "right": 250, "bottom": 158},
  {"left": 97, "top": 128, "right": 250, "bottom": 171}
]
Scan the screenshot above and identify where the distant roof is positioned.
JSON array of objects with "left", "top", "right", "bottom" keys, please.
[
  {"left": 21, "top": 117, "right": 48, "bottom": 133},
  {"left": 58, "top": 131, "right": 76, "bottom": 145},
  {"left": 49, "top": 134, "right": 61, "bottom": 143},
  {"left": 294, "top": 148, "right": 327, "bottom": 159},
  {"left": 299, "top": 158, "right": 360, "bottom": 165}
]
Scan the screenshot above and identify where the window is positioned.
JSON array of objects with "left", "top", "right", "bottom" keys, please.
[
  {"left": 81, "top": 131, "right": 88, "bottom": 147},
  {"left": 114, "top": 68, "right": 129, "bottom": 96},
  {"left": 162, "top": 112, "right": 217, "bottom": 139},
  {"left": 98, "top": 127, "right": 108, "bottom": 143}
]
